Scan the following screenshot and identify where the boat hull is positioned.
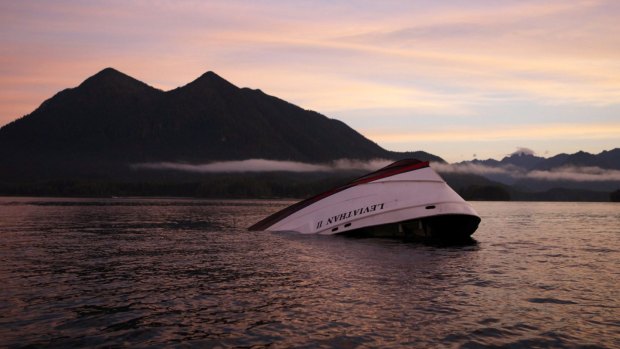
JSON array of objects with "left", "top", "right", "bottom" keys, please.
[{"left": 249, "top": 160, "right": 481, "bottom": 242}]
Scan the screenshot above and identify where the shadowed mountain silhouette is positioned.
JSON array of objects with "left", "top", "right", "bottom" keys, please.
[
  {"left": 456, "top": 148, "right": 620, "bottom": 193},
  {"left": 465, "top": 148, "right": 620, "bottom": 173},
  {"left": 468, "top": 152, "right": 545, "bottom": 171},
  {"left": 0, "top": 68, "right": 442, "bottom": 181},
  {"left": 533, "top": 150, "right": 620, "bottom": 171}
]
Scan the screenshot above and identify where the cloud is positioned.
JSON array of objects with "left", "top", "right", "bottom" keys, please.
[
  {"left": 132, "top": 158, "right": 391, "bottom": 173},
  {"left": 431, "top": 162, "right": 519, "bottom": 176},
  {"left": 133, "top": 157, "right": 620, "bottom": 182},
  {"left": 511, "top": 147, "right": 535, "bottom": 156},
  {"left": 528, "top": 166, "right": 620, "bottom": 182},
  {"left": 365, "top": 122, "right": 620, "bottom": 143},
  {"left": 433, "top": 162, "right": 620, "bottom": 182}
]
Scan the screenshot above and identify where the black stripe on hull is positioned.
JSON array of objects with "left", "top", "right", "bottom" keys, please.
[{"left": 338, "top": 214, "right": 481, "bottom": 245}]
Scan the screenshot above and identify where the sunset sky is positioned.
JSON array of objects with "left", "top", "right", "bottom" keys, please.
[{"left": 1, "top": 0, "right": 619, "bottom": 162}]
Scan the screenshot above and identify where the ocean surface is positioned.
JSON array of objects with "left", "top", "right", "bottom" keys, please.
[{"left": 0, "top": 197, "right": 618, "bottom": 348}]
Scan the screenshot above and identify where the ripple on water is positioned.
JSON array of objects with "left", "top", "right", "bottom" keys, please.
[{"left": 0, "top": 199, "right": 619, "bottom": 348}]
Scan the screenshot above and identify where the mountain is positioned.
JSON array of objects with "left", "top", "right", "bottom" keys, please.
[
  {"left": 459, "top": 152, "right": 545, "bottom": 185},
  {"left": 534, "top": 149, "right": 620, "bottom": 171},
  {"left": 465, "top": 148, "right": 620, "bottom": 173},
  {"left": 598, "top": 148, "right": 620, "bottom": 169},
  {"left": 5, "top": 68, "right": 614, "bottom": 201},
  {"left": 522, "top": 149, "right": 620, "bottom": 193},
  {"left": 512, "top": 149, "right": 620, "bottom": 192},
  {"left": 456, "top": 148, "right": 620, "bottom": 194},
  {"left": 0, "top": 68, "right": 443, "bottom": 182},
  {"left": 0, "top": 69, "right": 163, "bottom": 176},
  {"left": 469, "top": 152, "right": 545, "bottom": 171}
]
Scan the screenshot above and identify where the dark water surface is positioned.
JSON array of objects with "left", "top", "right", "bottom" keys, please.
[{"left": 1, "top": 197, "right": 618, "bottom": 348}]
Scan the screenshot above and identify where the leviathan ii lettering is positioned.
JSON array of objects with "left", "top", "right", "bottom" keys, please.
[{"left": 316, "top": 203, "right": 385, "bottom": 230}]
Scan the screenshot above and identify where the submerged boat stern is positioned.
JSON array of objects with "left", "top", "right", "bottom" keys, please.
[{"left": 341, "top": 214, "right": 480, "bottom": 244}]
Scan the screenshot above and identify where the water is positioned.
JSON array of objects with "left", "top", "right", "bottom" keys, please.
[{"left": 0, "top": 198, "right": 618, "bottom": 348}]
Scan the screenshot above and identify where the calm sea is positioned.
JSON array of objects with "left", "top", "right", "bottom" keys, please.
[{"left": 0, "top": 197, "right": 618, "bottom": 348}]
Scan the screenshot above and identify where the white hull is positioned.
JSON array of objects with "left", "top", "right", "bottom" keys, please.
[{"left": 249, "top": 160, "right": 480, "bottom": 241}]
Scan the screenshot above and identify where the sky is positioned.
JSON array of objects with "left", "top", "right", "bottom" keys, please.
[{"left": 1, "top": 0, "right": 619, "bottom": 163}]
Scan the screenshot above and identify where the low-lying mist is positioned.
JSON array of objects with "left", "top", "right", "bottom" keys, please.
[
  {"left": 433, "top": 162, "right": 620, "bottom": 182},
  {"left": 133, "top": 159, "right": 620, "bottom": 183},
  {"left": 132, "top": 159, "right": 393, "bottom": 173}
]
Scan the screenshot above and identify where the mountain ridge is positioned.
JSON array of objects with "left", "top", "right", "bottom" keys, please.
[
  {"left": 0, "top": 68, "right": 443, "bottom": 182},
  {"left": 464, "top": 148, "right": 620, "bottom": 171},
  {"left": 455, "top": 148, "right": 620, "bottom": 192},
  {"left": 1, "top": 67, "right": 616, "bottom": 200}
]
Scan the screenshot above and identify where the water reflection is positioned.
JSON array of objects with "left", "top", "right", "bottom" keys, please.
[{"left": 0, "top": 198, "right": 618, "bottom": 348}]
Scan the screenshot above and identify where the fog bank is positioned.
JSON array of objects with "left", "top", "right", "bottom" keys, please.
[
  {"left": 132, "top": 159, "right": 392, "bottom": 173},
  {"left": 433, "top": 162, "right": 620, "bottom": 182}
]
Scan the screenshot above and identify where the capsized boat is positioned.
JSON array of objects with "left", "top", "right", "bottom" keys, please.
[{"left": 248, "top": 159, "right": 480, "bottom": 242}]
